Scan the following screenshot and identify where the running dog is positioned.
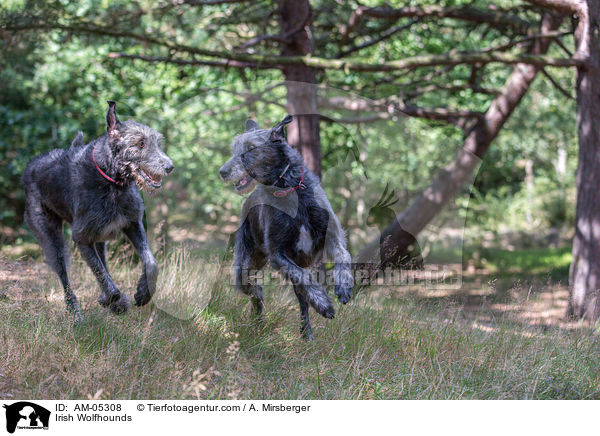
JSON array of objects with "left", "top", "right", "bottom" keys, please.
[
  {"left": 219, "top": 115, "right": 353, "bottom": 340},
  {"left": 22, "top": 101, "right": 173, "bottom": 323}
]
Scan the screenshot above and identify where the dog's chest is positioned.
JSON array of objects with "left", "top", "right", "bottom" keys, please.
[
  {"left": 76, "top": 187, "right": 143, "bottom": 241},
  {"left": 99, "top": 212, "right": 130, "bottom": 240},
  {"left": 296, "top": 226, "right": 313, "bottom": 254},
  {"left": 291, "top": 206, "right": 328, "bottom": 258}
]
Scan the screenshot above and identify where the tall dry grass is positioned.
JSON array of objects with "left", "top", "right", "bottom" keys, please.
[{"left": 1, "top": 247, "right": 599, "bottom": 399}]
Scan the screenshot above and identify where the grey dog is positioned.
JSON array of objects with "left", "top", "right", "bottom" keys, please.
[
  {"left": 219, "top": 115, "right": 353, "bottom": 340},
  {"left": 22, "top": 101, "right": 173, "bottom": 323}
]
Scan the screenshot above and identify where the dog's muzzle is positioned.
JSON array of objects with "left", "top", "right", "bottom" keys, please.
[{"left": 220, "top": 162, "right": 257, "bottom": 195}]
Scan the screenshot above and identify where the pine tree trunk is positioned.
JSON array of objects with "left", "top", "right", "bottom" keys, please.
[
  {"left": 279, "top": 0, "right": 322, "bottom": 176},
  {"left": 569, "top": 0, "right": 600, "bottom": 321}
]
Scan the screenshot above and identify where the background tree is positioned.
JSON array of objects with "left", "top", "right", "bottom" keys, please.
[{"left": 2, "top": 0, "right": 594, "bottom": 320}]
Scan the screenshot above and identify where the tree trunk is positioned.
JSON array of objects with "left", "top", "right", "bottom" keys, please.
[
  {"left": 279, "top": 0, "right": 322, "bottom": 176},
  {"left": 357, "top": 14, "right": 563, "bottom": 262},
  {"left": 569, "top": 0, "right": 600, "bottom": 321}
]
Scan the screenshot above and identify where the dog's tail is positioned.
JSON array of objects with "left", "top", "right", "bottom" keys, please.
[{"left": 69, "top": 131, "right": 84, "bottom": 149}]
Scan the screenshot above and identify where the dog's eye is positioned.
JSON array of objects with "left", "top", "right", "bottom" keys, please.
[
  {"left": 247, "top": 143, "right": 256, "bottom": 151},
  {"left": 139, "top": 141, "right": 145, "bottom": 148}
]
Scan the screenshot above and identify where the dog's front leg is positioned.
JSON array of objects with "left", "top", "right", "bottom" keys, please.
[
  {"left": 325, "top": 217, "right": 354, "bottom": 304},
  {"left": 76, "top": 242, "right": 128, "bottom": 313},
  {"left": 326, "top": 240, "right": 354, "bottom": 304},
  {"left": 233, "top": 225, "right": 266, "bottom": 318},
  {"left": 123, "top": 221, "right": 158, "bottom": 307},
  {"left": 269, "top": 252, "right": 335, "bottom": 319}
]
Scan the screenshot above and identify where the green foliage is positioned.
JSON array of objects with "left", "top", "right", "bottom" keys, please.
[{"left": 0, "top": 0, "right": 578, "bottom": 249}]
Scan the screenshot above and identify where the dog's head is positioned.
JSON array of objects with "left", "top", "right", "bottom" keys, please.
[
  {"left": 219, "top": 115, "right": 293, "bottom": 195},
  {"left": 105, "top": 101, "right": 174, "bottom": 191}
]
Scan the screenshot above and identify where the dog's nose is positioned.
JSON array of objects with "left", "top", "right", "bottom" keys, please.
[
  {"left": 164, "top": 162, "right": 174, "bottom": 174},
  {"left": 219, "top": 167, "right": 229, "bottom": 180}
]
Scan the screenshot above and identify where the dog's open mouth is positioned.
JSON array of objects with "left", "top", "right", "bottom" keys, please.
[
  {"left": 137, "top": 168, "right": 162, "bottom": 189},
  {"left": 232, "top": 173, "right": 256, "bottom": 194}
]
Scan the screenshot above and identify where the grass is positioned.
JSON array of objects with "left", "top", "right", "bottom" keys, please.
[{"left": 1, "top": 245, "right": 599, "bottom": 400}]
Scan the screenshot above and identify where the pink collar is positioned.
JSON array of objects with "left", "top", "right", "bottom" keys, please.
[
  {"left": 273, "top": 166, "right": 305, "bottom": 197},
  {"left": 92, "top": 146, "right": 123, "bottom": 186}
]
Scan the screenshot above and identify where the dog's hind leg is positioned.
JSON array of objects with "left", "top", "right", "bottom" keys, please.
[
  {"left": 76, "top": 242, "right": 127, "bottom": 313},
  {"left": 24, "top": 202, "right": 81, "bottom": 323},
  {"left": 123, "top": 221, "right": 157, "bottom": 308},
  {"left": 269, "top": 252, "right": 335, "bottom": 319},
  {"left": 293, "top": 284, "right": 314, "bottom": 341}
]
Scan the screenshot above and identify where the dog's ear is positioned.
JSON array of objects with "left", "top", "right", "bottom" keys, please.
[
  {"left": 245, "top": 119, "right": 259, "bottom": 132},
  {"left": 269, "top": 114, "right": 293, "bottom": 142},
  {"left": 70, "top": 131, "right": 84, "bottom": 149},
  {"left": 106, "top": 100, "right": 121, "bottom": 134}
]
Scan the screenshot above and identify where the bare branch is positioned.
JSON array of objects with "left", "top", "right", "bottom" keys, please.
[
  {"left": 525, "top": 0, "right": 588, "bottom": 60},
  {"left": 477, "top": 30, "right": 571, "bottom": 54},
  {"left": 107, "top": 43, "right": 582, "bottom": 71},
  {"left": 108, "top": 52, "right": 270, "bottom": 69},
  {"left": 240, "top": 34, "right": 288, "bottom": 49},
  {"left": 337, "top": 19, "right": 418, "bottom": 58},
  {"left": 553, "top": 36, "right": 574, "bottom": 57},
  {"left": 7, "top": 19, "right": 583, "bottom": 72},
  {"left": 319, "top": 114, "right": 391, "bottom": 124},
  {"left": 195, "top": 83, "right": 286, "bottom": 114},
  {"left": 541, "top": 68, "right": 575, "bottom": 99},
  {"left": 404, "top": 81, "right": 501, "bottom": 98},
  {"left": 524, "top": 0, "right": 582, "bottom": 15},
  {"left": 340, "top": 4, "right": 534, "bottom": 44},
  {"left": 320, "top": 96, "right": 484, "bottom": 125},
  {"left": 179, "top": 0, "right": 255, "bottom": 5}
]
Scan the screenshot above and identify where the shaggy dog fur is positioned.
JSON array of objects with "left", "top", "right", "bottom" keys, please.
[
  {"left": 22, "top": 101, "right": 173, "bottom": 323},
  {"left": 220, "top": 115, "right": 353, "bottom": 340}
]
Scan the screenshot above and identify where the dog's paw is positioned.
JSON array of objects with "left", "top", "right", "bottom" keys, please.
[
  {"left": 66, "top": 297, "right": 82, "bottom": 326},
  {"left": 300, "top": 325, "right": 314, "bottom": 341},
  {"left": 134, "top": 274, "right": 154, "bottom": 307},
  {"left": 335, "top": 285, "right": 353, "bottom": 304},
  {"left": 98, "top": 287, "right": 120, "bottom": 307},
  {"left": 323, "top": 305, "right": 335, "bottom": 319},
  {"left": 109, "top": 293, "right": 130, "bottom": 315},
  {"left": 305, "top": 285, "right": 335, "bottom": 319},
  {"left": 313, "top": 300, "right": 335, "bottom": 319},
  {"left": 70, "top": 309, "right": 83, "bottom": 327},
  {"left": 134, "top": 288, "right": 152, "bottom": 307}
]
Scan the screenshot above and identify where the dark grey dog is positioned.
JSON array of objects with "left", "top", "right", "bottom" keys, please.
[
  {"left": 22, "top": 101, "right": 173, "bottom": 323},
  {"left": 219, "top": 115, "right": 353, "bottom": 340}
]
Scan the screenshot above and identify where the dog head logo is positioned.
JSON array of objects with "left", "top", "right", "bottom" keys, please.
[{"left": 2, "top": 402, "right": 50, "bottom": 433}]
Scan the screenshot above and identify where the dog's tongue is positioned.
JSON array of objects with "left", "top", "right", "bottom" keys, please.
[{"left": 239, "top": 178, "right": 247, "bottom": 186}]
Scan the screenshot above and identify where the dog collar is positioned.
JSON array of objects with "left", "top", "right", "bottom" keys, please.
[
  {"left": 92, "top": 146, "right": 124, "bottom": 186},
  {"left": 273, "top": 166, "right": 305, "bottom": 198}
]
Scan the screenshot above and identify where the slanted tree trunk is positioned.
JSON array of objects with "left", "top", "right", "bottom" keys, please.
[
  {"left": 279, "top": 0, "right": 322, "bottom": 176},
  {"left": 569, "top": 0, "right": 600, "bottom": 321},
  {"left": 357, "top": 14, "right": 563, "bottom": 262}
]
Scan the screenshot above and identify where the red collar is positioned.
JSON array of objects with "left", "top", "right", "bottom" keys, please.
[
  {"left": 92, "top": 146, "right": 124, "bottom": 186},
  {"left": 273, "top": 166, "right": 305, "bottom": 197}
]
